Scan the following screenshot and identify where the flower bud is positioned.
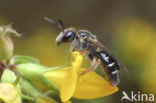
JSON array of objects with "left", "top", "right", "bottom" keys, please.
[
  {"left": 0, "top": 83, "right": 21, "bottom": 103},
  {"left": 0, "top": 25, "right": 20, "bottom": 58},
  {"left": 1, "top": 69, "right": 16, "bottom": 83},
  {"left": 16, "top": 63, "right": 68, "bottom": 94},
  {"left": 19, "top": 78, "right": 57, "bottom": 103}
]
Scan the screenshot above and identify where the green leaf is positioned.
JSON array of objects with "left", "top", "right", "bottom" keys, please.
[
  {"left": 16, "top": 63, "right": 60, "bottom": 94},
  {"left": 47, "top": 64, "right": 70, "bottom": 72},
  {"left": 21, "top": 95, "right": 33, "bottom": 102},
  {"left": 14, "top": 75, "right": 20, "bottom": 86},
  {"left": 10, "top": 55, "right": 40, "bottom": 64},
  {"left": 19, "top": 78, "right": 57, "bottom": 103},
  {"left": 1, "top": 69, "right": 16, "bottom": 83},
  {"left": 16, "top": 63, "right": 70, "bottom": 96}
]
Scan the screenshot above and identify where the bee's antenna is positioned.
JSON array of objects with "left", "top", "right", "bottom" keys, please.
[
  {"left": 58, "top": 20, "right": 65, "bottom": 31},
  {"left": 44, "top": 17, "right": 64, "bottom": 32}
]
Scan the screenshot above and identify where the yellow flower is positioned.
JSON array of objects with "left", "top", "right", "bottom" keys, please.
[
  {"left": 44, "top": 52, "right": 118, "bottom": 102},
  {"left": 0, "top": 83, "right": 21, "bottom": 103}
]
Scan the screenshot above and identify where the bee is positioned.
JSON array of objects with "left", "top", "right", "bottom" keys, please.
[{"left": 44, "top": 17, "right": 128, "bottom": 86}]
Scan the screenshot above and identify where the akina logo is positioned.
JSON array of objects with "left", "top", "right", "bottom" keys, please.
[{"left": 121, "top": 91, "right": 154, "bottom": 102}]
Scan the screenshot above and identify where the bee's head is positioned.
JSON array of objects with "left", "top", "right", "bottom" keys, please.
[
  {"left": 56, "top": 28, "right": 76, "bottom": 45},
  {"left": 44, "top": 17, "right": 76, "bottom": 45}
]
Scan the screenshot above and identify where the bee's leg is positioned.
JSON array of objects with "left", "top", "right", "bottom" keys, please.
[
  {"left": 102, "top": 68, "right": 110, "bottom": 81},
  {"left": 79, "top": 58, "right": 100, "bottom": 77},
  {"left": 68, "top": 45, "right": 75, "bottom": 60},
  {"left": 81, "top": 49, "right": 89, "bottom": 56},
  {"left": 82, "top": 50, "right": 90, "bottom": 59}
]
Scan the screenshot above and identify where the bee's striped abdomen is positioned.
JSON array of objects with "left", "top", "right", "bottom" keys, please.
[{"left": 94, "top": 51, "right": 120, "bottom": 86}]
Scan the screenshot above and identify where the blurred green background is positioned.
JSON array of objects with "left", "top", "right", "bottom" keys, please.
[{"left": 0, "top": 0, "right": 156, "bottom": 103}]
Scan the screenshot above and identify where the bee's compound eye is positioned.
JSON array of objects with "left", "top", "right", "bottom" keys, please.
[
  {"left": 63, "top": 31, "right": 76, "bottom": 42},
  {"left": 65, "top": 31, "right": 73, "bottom": 37}
]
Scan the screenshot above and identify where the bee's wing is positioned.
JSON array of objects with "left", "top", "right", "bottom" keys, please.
[{"left": 88, "top": 38, "right": 128, "bottom": 73}]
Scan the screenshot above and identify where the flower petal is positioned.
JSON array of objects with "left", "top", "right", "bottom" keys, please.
[
  {"left": 73, "top": 69, "right": 118, "bottom": 99},
  {"left": 60, "top": 52, "right": 83, "bottom": 102},
  {"left": 0, "top": 83, "right": 21, "bottom": 103},
  {"left": 44, "top": 67, "right": 69, "bottom": 88},
  {"left": 60, "top": 68, "right": 78, "bottom": 102},
  {"left": 71, "top": 52, "right": 83, "bottom": 72}
]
